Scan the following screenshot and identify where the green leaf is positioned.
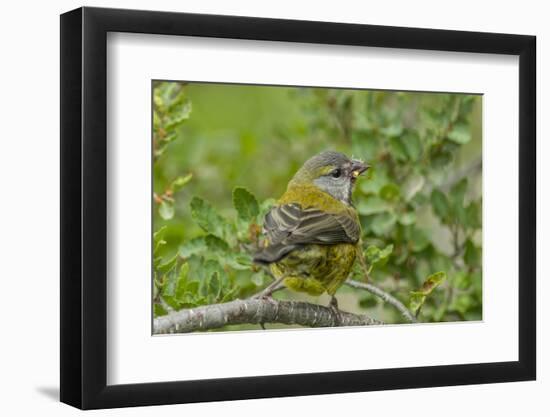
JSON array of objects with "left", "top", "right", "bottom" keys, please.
[
  {"left": 359, "top": 168, "right": 389, "bottom": 195},
  {"left": 465, "top": 201, "right": 482, "bottom": 229},
  {"left": 232, "top": 187, "right": 260, "bottom": 221},
  {"left": 351, "top": 131, "right": 380, "bottom": 161},
  {"left": 175, "top": 262, "right": 190, "bottom": 300},
  {"left": 164, "top": 100, "right": 192, "bottom": 130},
  {"left": 447, "top": 122, "right": 471, "bottom": 144},
  {"left": 359, "top": 297, "right": 378, "bottom": 309},
  {"left": 222, "top": 253, "right": 253, "bottom": 270},
  {"left": 159, "top": 200, "right": 175, "bottom": 220},
  {"left": 205, "top": 234, "right": 230, "bottom": 253},
  {"left": 179, "top": 237, "right": 207, "bottom": 258},
  {"left": 154, "top": 304, "right": 167, "bottom": 317},
  {"left": 409, "top": 226, "right": 430, "bottom": 252},
  {"left": 452, "top": 271, "right": 472, "bottom": 290},
  {"left": 251, "top": 272, "right": 265, "bottom": 286},
  {"left": 381, "top": 123, "right": 403, "bottom": 138},
  {"left": 157, "top": 254, "right": 178, "bottom": 274},
  {"left": 258, "top": 198, "right": 276, "bottom": 220},
  {"left": 370, "top": 212, "right": 397, "bottom": 236},
  {"left": 162, "top": 268, "right": 179, "bottom": 298},
  {"left": 410, "top": 271, "right": 446, "bottom": 314},
  {"left": 153, "top": 226, "right": 167, "bottom": 255},
  {"left": 464, "top": 239, "right": 481, "bottom": 267},
  {"left": 398, "top": 211, "right": 416, "bottom": 226},
  {"left": 171, "top": 173, "right": 193, "bottom": 192},
  {"left": 450, "top": 179, "right": 468, "bottom": 223},
  {"left": 208, "top": 271, "right": 221, "bottom": 300},
  {"left": 450, "top": 294, "right": 472, "bottom": 315},
  {"left": 185, "top": 280, "right": 199, "bottom": 295},
  {"left": 357, "top": 196, "right": 391, "bottom": 216},
  {"left": 430, "top": 149, "right": 453, "bottom": 168},
  {"left": 365, "top": 244, "right": 393, "bottom": 268},
  {"left": 401, "top": 131, "right": 422, "bottom": 161},
  {"left": 418, "top": 271, "right": 446, "bottom": 294},
  {"left": 190, "top": 196, "right": 230, "bottom": 239},
  {"left": 388, "top": 136, "right": 408, "bottom": 161},
  {"left": 431, "top": 190, "right": 450, "bottom": 222},
  {"left": 409, "top": 293, "right": 426, "bottom": 315},
  {"left": 379, "top": 183, "right": 401, "bottom": 201}
]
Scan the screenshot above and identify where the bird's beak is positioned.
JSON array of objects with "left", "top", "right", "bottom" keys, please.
[{"left": 350, "top": 160, "right": 370, "bottom": 179}]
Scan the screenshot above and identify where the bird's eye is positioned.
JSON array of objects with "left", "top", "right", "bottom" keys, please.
[{"left": 331, "top": 169, "right": 342, "bottom": 178}]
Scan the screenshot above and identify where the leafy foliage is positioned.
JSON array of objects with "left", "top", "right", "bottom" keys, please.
[{"left": 152, "top": 82, "right": 483, "bottom": 328}]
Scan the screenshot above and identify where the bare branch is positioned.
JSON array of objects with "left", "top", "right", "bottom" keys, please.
[
  {"left": 345, "top": 279, "right": 417, "bottom": 323},
  {"left": 153, "top": 298, "right": 383, "bottom": 334}
]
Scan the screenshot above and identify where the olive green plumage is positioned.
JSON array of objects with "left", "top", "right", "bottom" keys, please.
[{"left": 254, "top": 151, "right": 369, "bottom": 303}]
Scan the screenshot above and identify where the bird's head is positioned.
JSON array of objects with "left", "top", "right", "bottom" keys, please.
[{"left": 289, "top": 151, "right": 370, "bottom": 205}]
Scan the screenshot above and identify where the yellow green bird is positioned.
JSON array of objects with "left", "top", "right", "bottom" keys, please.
[{"left": 253, "top": 150, "right": 369, "bottom": 311}]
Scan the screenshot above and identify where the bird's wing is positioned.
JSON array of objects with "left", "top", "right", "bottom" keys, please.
[{"left": 254, "top": 203, "right": 360, "bottom": 264}]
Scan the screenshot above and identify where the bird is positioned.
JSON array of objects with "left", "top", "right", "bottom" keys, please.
[{"left": 253, "top": 150, "right": 369, "bottom": 313}]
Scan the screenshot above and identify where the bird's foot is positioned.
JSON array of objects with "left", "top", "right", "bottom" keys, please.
[
  {"left": 251, "top": 276, "right": 285, "bottom": 300},
  {"left": 251, "top": 285, "right": 278, "bottom": 300},
  {"left": 329, "top": 296, "right": 343, "bottom": 326}
]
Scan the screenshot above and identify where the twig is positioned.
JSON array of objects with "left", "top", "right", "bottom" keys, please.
[
  {"left": 153, "top": 298, "right": 383, "bottom": 334},
  {"left": 345, "top": 279, "right": 417, "bottom": 323}
]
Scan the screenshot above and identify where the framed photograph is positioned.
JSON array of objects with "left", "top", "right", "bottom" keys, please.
[{"left": 60, "top": 6, "right": 536, "bottom": 409}]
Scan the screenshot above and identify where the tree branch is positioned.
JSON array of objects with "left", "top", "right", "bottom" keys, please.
[
  {"left": 153, "top": 298, "right": 383, "bottom": 334},
  {"left": 345, "top": 279, "right": 417, "bottom": 323}
]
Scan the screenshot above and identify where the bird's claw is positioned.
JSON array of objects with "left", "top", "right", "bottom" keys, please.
[{"left": 329, "top": 297, "right": 343, "bottom": 326}]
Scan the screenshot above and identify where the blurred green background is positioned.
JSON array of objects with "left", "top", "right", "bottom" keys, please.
[{"left": 153, "top": 81, "right": 482, "bottom": 330}]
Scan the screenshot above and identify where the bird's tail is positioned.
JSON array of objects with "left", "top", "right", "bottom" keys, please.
[{"left": 253, "top": 243, "right": 297, "bottom": 265}]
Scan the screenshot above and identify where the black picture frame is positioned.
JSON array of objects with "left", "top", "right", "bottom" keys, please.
[{"left": 60, "top": 6, "right": 536, "bottom": 410}]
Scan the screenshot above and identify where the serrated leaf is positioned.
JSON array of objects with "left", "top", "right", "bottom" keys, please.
[
  {"left": 205, "top": 234, "right": 230, "bottom": 253},
  {"left": 179, "top": 236, "right": 207, "bottom": 258},
  {"left": 208, "top": 272, "right": 221, "bottom": 300},
  {"left": 162, "top": 268, "right": 179, "bottom": 298},
  {"left": 153, "top": 226, "right": 167, "bottom": 244},
  {"left": 159, "top": 200, "right": 175, "bottom": 220},
  {"left": 175, "top": 262, "right": 189, "bottom": 300},
  {"left": 410, "top": 271, "right": 446, "bottom": 314},
  {"left": 233, "top": 187, "right": 260, "bottom": 221},
  {"left": 190, "top": 196, "right": 230, "bottom": 239},
  {"left": 409, "top": 293, "right": 425, "bottom": 316},
  {"left": 157, "top": 254, "right": 178, "bottom": 274},
  {"left": 365, "top": 244, "right": 393, "bottom": 268},
  {"left": 222, "top": 252, "right": 253, "bottom": 270},
  {"left": 185, "top": 281, "right": 199, "bottom": 295},
  {"left": 153, "top": 226, "right": 167, "bottom": 255},
  {"left": 154, "top": 304, "right": 167, "bottom": 317},
  {"left": 418, "top": 271, "right": 446, "bottom": 295}
]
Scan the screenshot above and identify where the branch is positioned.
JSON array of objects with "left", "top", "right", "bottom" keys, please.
[
  {"left": 154, "top": 298, "right": 383, "bottom": 334},
  {"left": 345, "top": 279, "right": 417, "bottom": 323}
]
